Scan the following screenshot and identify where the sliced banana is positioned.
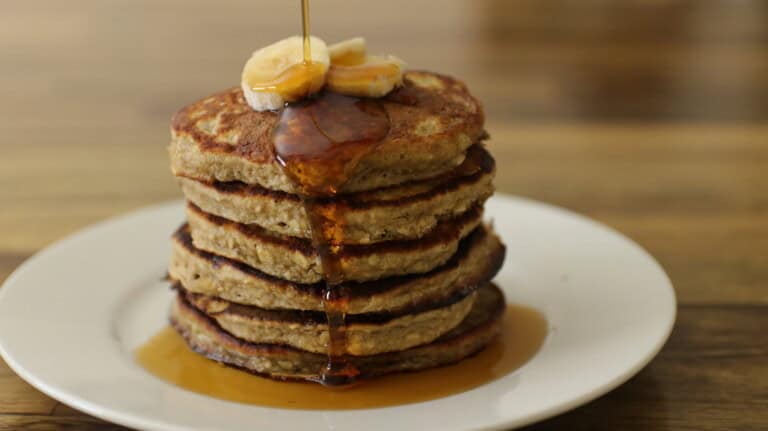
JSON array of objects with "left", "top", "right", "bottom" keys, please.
[
  {"left": 327, "top": 54, "right": 404, "bottom": 98},
  {"left": 241, "top": 36, "right": 330, "bottom": 111},
  {"left": 329, "top": 37, "right": 367, "bottom": 66},
  {"left": 241, "top": 36, "right": 405, "bottom": 109}
]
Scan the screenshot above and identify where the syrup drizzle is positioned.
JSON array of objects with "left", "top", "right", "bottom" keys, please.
[
  {"left": 272, "top": 0, "right": 391, "bottom": 385},
  {"left": 245, "top": 62, "right": 325, "bottom": 101},
  {"left": 242, "top": 0, "right": 324, "bottom": 103},
  {"left": 273, "top": 95, "right": 389, "bottom": 386},
  {"left": 301, "top": 0, "right": 311, "bottom": 64}
]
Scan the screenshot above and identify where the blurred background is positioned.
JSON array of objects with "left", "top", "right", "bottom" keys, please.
[
  {"left": 1, "top": 1, "right": 766, "bottom": 429},
  {"left": 2, "top": 0, "right": 765, "bottom": 301}
]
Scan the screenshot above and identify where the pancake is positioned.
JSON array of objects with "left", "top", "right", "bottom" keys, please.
[
  {"left": 180, "top": 282, "right": 477, "bottom": 356},
  {"left": 186, "top": 203, "right": 483, "bottom": 284},
  {"left": 169, "top": 224, "right": 504, "bottom": 313},
  {"left": 170, "top": 282, "right": 505, "bottom": 380},
  {"left": 177, "top": 145, "right": 495, "bottom": 244},
  {"left": 169, "top": 71, "right": 486, "bottom": 194}
]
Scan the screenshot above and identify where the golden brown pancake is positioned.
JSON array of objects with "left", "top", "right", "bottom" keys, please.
[
  {"left": 180, "top": 283, "right": 478, "bottom": 356},
  {"left": 170, "top": 283, "right": 505, "bottom": 381},
  {"left": 169, "top": 224, "right": 504, "bottom": 313},
  {"left": 177, "top": 144, "right": 495, "bottom": 244},
  {"left": 186, "top": 203, "right": 483, "bottom": 284},
  {"left": 169, "top": 71, "right": 486, "bottom": 194}
]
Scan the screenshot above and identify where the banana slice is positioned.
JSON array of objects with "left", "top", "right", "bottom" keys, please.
[
  {"left": 326, "top": 54, "right": 404, "bottom": 98},
  {"left": 241, "top": 36, "right": 404, "bottom": 109},
  {"left": 241, "top": 36, "right": 330, "bottom": 111},
  {"left": 329, "top": 37, "right": 367, "bottom": 66}
]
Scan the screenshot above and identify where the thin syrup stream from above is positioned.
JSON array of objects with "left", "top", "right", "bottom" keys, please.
[
  {"left": 243, "top": 0, "right": 323, "bottom": 102},
  {"left": 301, "top": 0, "right": 311, "bottom": 64},
  {"left": 279, "top": 0, "right": 417, "bottom": 385},
  {"left": 273, "top": 90, "right": 390, "bottom": 386}
]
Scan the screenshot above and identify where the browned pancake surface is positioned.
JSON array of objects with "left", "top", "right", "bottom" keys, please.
[{"left": 170, "top": 71, "right": 485, "bottom": 193}]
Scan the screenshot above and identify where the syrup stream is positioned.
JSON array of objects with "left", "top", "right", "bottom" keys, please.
[
  {"left": 273, "top": 93, "right": 389, "bottom": 385},
  {"left": 272, "top": 0, "right": 391, "bottom": 385},
  {"left": 301, "top": 0, "right": 311, "bottom": 64}
]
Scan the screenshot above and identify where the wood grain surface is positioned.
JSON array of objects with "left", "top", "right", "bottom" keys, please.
[{"left": 1, "top": 0, "right": 766, "bottom": 430}]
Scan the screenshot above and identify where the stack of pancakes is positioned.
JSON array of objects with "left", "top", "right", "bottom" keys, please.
[{"left": 167, "top": 71, "right": 507, "bottom": 381}]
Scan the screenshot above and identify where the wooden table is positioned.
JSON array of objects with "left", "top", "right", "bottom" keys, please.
[{"left": 1, "top": 1, "right": 766, "bottom": 429}]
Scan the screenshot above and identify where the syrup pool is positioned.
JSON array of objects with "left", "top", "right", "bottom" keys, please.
[{"left": 136, "top": 304, "right": 548, "bottom": 409}]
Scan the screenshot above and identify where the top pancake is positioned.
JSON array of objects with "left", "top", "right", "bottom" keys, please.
[{"left": 170, "top": 71, "right": 486, "bottom": 194}]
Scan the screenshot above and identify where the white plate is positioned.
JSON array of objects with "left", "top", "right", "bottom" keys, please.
[{"left": 0, "top": 195, "right": 675, "bottom": 431}]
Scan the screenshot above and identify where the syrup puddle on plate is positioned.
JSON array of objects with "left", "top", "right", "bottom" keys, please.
[{"left": 136, "top": 304, "right": 548, "bottom": 410}]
